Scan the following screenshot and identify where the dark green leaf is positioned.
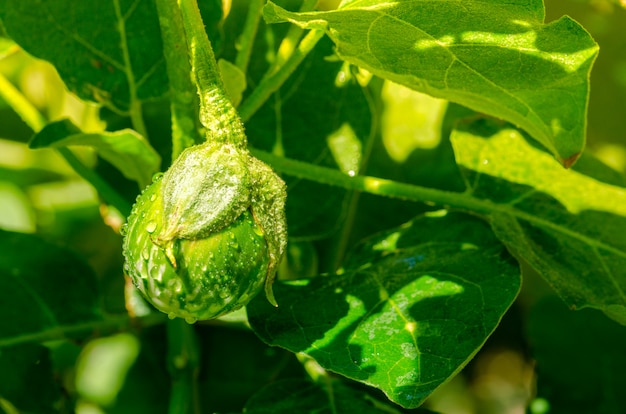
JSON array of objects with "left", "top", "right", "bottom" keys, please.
[
  {"left": 248, "top": 211, "right": 520, "bottom": 408},
  {"left": 0, "top": 344, "right": 60, "bottom": 413},
  {"left": 0, "top": 0, "right": 166, "bottom": 110},
  {"left": 0, "top": 230, "right": 103, "bottom": 347},
  {"left": 30, "top": 119, "right": 161, "bottom": 189},
  {"left": 196, "top": 325, "right": 305, "bottom": 413},
  {"left": 264, "top": 0, "right": 598, "bottom": 165},
  {"left": 527, "top": 296, "right": 626, "bottom": 414},
  {"left": 0, "top": 0, "right": 223, "bottom": 111},
  {"left": 243, "top": 378, "right": 439, "bottom": 413},
  {"left": 450, "top": 118, "right": 626, "bottom": 324}
]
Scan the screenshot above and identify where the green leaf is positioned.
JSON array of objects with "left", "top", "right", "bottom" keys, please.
[
  {"left": 75, "top": 333, "right": 141, "bottom": 406},
  {"left": 196, "top": 325, "right": 305, "bottom": 413},
  {"left": 450, "top": 118, "right": 626, "bottom": 324},
  {"left": 0, "top": 0, "right": 223, "bottom": 111},
  {"left": 247, "top": 211, "right": 520, "bottom": 408},
  {"left": 527, "top": 296, "right": 626, "bottom": 413},
  {"left": 0, "top": 0, "right": 166, "bottom": 110},
  {"left": 0, "top": 230, "right": 103, "bottom": 347},
  {"left": 263, "top": 0, "right": 598, "bottom": 166},
  {"left": 242, "top": 378, "right": 439, "bottom": 413},
  {"left": 30, "top": 119, "right": 161, "bottom": 189},
  {"left": 0, "top": 344, "right": 60, "bottom": 413}
]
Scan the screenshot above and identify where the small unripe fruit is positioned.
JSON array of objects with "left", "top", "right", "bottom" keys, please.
[{"left": 122, "top": 141, "right": 287, "bottom": 322}]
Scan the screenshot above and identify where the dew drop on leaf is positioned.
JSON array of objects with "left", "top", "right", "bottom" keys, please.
[{"left": 146, "top": 220, "right": 157, "bottom": 233}]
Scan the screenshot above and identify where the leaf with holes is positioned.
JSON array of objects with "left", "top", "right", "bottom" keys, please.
[
  {"left": 451, "top": 118, "right": 626, "bottom": 324},
  {"left": 247, "top": 211, "right": 520, "bottom": 408},
  {"left": 264, "top": 0, "right": 598, "bottom": 166}
]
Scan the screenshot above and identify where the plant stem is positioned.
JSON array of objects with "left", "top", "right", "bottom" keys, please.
[
  {"left": 155, "top": 0, "right": 204, "bottom": 160},
  {"left": 0, "top": 312, "right": 166, "bottom": 348},
  {"left": 0, "top": 73, "right": 131, "bottom": 216},
  {"left": 178, "top": 0, "right": 246, "bottom": 147},
  {"left": 239, "top": 29, "right": 324, "bottom": 122},
  {"left": 249, "top": 148, "right": 495, "bottom": 215},
  {"left": 166, "top": 318, "right": 201, "bottom": 414},
  {"left": 234, "top": 0, "right": 265, "bottom": 74}
]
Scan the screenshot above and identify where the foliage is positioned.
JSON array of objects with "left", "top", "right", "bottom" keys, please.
[{"left": 0, "top": 0, "right": 625, "bottom": 413}]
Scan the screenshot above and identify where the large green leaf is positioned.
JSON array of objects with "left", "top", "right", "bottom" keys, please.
[
  {"left": 0, "top": 230, "right": 103, "bottom": 347},
  {"left": 247, "top": 211, "right": 520, "bottom": 408},
  {"left": 0, "top": 0, "right": 166, "bottom": 110},
  {"left": 450, "top": 118, "right": 626, "bottom": 324},
  {"left": 30, "top": 119, "right": 161, "bottom": 189},
  {"left": 0, "top": 0, "right": 223, "bottom": 111},
  {"left": 527, "top": 296, "right": 626, "bottom": 413},
  {"left": 263, "top": 0, "right": 598, "bottom": 166}
]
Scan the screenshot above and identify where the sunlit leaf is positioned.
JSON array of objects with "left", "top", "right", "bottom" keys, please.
[
  {"left": 248, "top": 211, "right": 520, "bottom": 408},
  {"left": 451, "top": 118, "right": 626, "bottom": 324},
  {"left": 264, "top": 0, "right": 598, "bottom": 165}
]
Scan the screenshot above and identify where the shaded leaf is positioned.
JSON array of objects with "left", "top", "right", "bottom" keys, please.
[
  {"left": 0, "top": 0, "right": 166, "bottom": 110},
  {"left": 243, "top": 378, "right": 439, "bottom": 413},
  {"left": 0, "top": 344, "right": 60, "bottom": 413},
  {"left": 30, "top": 119, "right": 161, "bottom": 189},
  {"left": 196, "top": 325, "right": 305, "bottom": 413},
  {"left": 0, "top": 0, "right": 223, "bottom": 111},
  {"left": 248, "top": 211, "right": 520, "bottom": 408},
  {"left": 0, "top": 230, "right": 103, "bottom": 347},
  {"left": 264, "top": 0, "right": 598, "bottom": 165},
  {"left": 527, "top": 296, "right": 626, "bottom": 413},
  {"left": 450, "top": 118, "right": 626, "bottom": 324}
]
